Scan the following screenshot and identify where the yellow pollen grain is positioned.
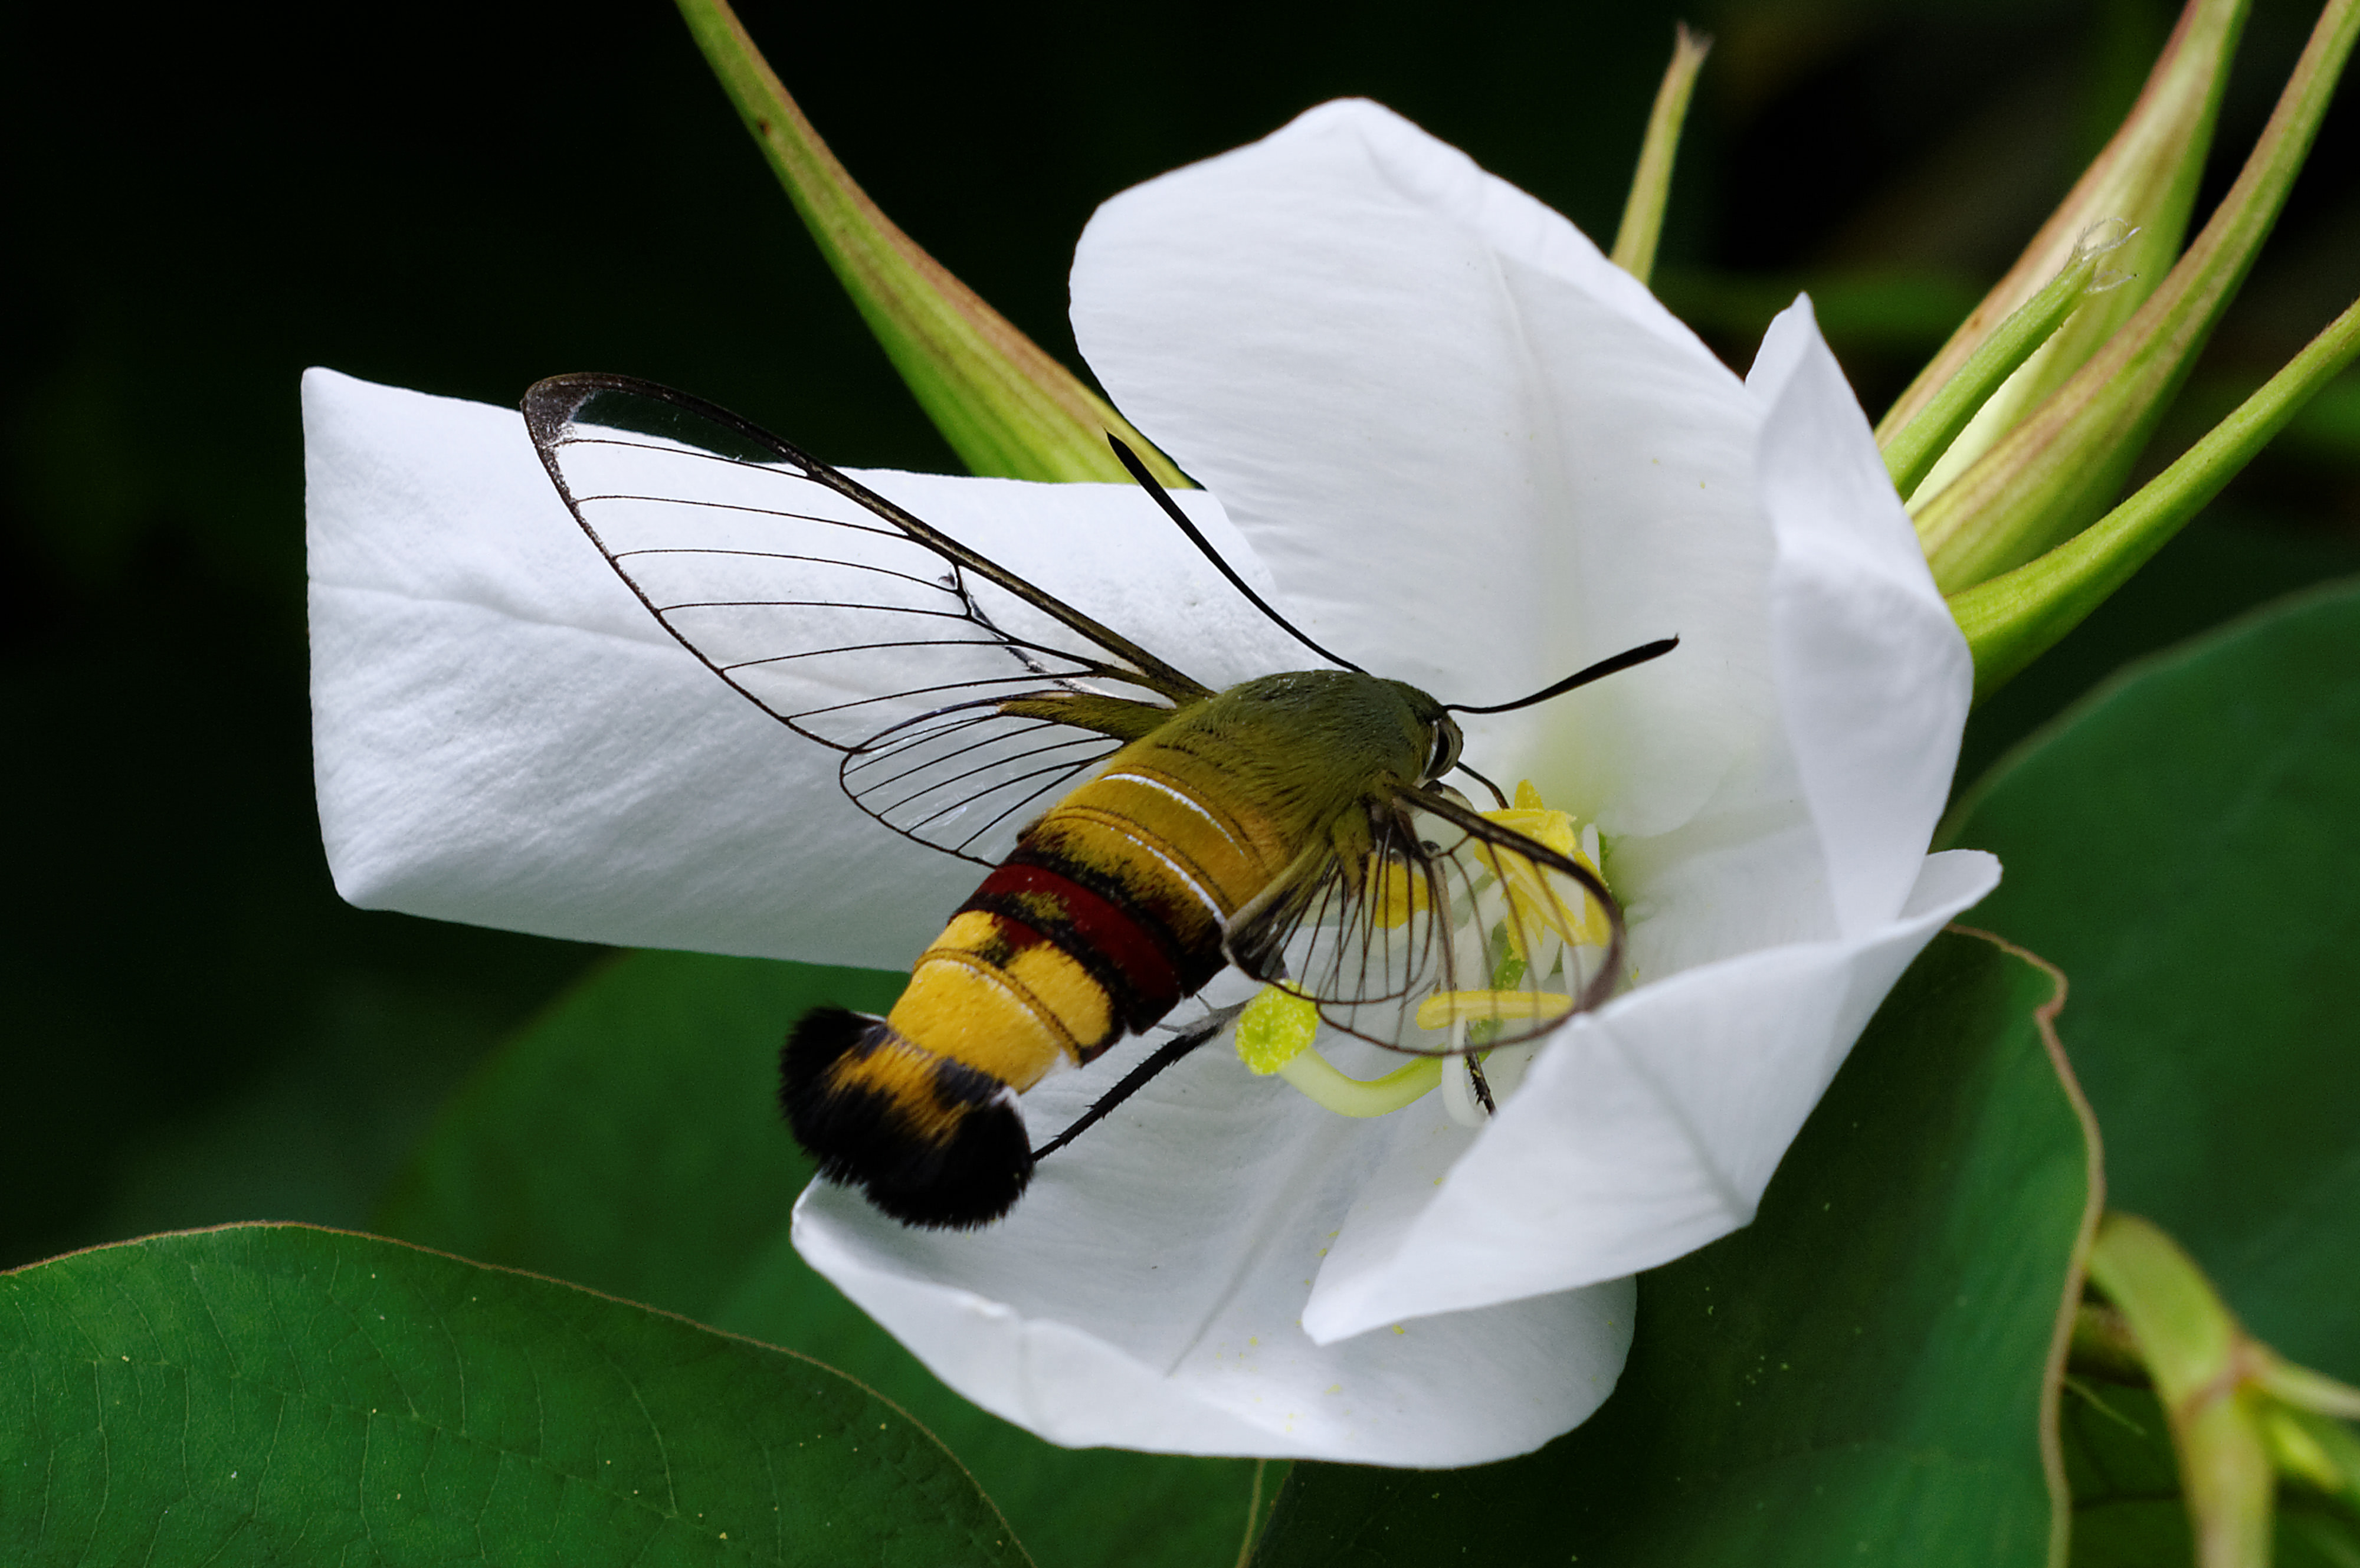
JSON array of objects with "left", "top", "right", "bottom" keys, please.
[{"left": 1236, "top": 984, "right": 1321, "bottom": 1074}]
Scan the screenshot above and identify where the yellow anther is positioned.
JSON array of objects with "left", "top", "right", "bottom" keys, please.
[
  {"left": 1414, "top": 989, "right": 1575, "bottom": 1032},
  {"left": 1486, "top": 778, "right": 1579, "bottom": 855},
  {"left": 1235, "top": 983, "right": 1322, "bottom": 1075},
  {"left": 1480, "top": 780, "right": 1611, "bottom": 950}
]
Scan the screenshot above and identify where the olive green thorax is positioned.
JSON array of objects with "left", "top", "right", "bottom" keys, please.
[{"left": 1134, "top": 670, "right": 1461, "bottom": 848}]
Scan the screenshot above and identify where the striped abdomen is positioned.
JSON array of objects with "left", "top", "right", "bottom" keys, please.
[{"left": 782, "top": 743, "right": 1295, "bottom": 1228}]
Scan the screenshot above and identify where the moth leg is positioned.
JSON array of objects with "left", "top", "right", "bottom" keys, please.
[
  {"left": 1030, "top": 1003, "right": 1246, "bottom": 1161},
  {"left": 1467, "top": 1053, "right": 1497, "bottom": 1116},
  {"left": 1221, "top": 822, "right": 1368, "bottom": 982}
]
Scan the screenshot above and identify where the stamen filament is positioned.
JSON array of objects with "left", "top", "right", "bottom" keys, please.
[{"left": 1275, "top": 1050, "right": 1444, "bottom": 1118}]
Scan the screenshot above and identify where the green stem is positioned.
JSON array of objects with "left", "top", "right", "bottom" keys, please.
[
  {"left": 2069, "top": 1300, "right": 2152, "bottom": 1386},
  {"left": 1883, "top": 232, "right": 2120, "bottom": 498},
  {"left": 1609, "top": 24, "right": 1711, "bottom": 287},
  {"left": 1952, "top": 290, "right": 2360, "bottom": 700},
  {"left": 1877, "top": 0, "right": 2247, "bottom": 458},
  {"left": 2263, "top": 1406, "right": 2360, "bottom": 1502},
  {"left": 2086, "top": 1215, "right": 2273, "bottom": 1568},
  {"left": 1918, "top": 0, "right": 2351, "bottom": 591},
  {"left": 2257, "top": 1357, "right": 2360, "bottom": 1422},
  {"left": 672, "top": 0, "right": 1183, "bottom": 485}
]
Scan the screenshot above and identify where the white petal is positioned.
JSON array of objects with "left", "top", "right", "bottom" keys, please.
[
  {"left": 1302, "top": 849, "right": 1999, "bottom": 1340},
  {"left": 305, "top": 369, "right": 1294, "bottom": 964},
  {"left": 792, "top": 1029, "right": 1634, "bottom": 1465},
  {"left": 1754, "top": 300, "right": 1975, "bottom": 933},
  {"left": 1072, "top": 100, "right": 1782, "bottom": 847},
  {"left": 1589, "top": 304, "right": 1976, "bottom": 981}
]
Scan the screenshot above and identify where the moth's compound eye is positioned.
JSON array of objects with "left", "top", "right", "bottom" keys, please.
[{"left": 1428, "top": 719, "right": 1463, "bottom": 780}]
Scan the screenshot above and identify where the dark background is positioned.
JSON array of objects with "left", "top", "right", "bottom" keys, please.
[{"left": 6, "top": 0, "right": 2356, "bottom": 1270}]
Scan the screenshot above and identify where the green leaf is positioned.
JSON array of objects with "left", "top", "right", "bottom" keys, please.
[
  {"left": 1949, "top": 579, "right": 2360, "bottom": 1565},
  {"left": 2060, "top": 1379, "right": 2194, "bottom": 1567},
  {"left": 1253, "top": 929, "right": 2097, "bottom": 1567},
  {"left": 1952, "top": 508, "right": 2360, "bottom": 801},
  {"left": 0, "top": 1223, "right": 1025, "bottom": 1566},
  {"left": 375, "top": 950, "right": 1259, "bottom": 1568},
  {"left": 1946, "top": 578, "right": 2360, "bottom": 1383}
]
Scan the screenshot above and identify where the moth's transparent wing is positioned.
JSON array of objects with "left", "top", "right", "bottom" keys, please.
[
  {"left": 1226, "top": 785, "right": 1625, "bottom": 1055},
  {"left": 523, "top": 373, "right": 1204, "bottom": 866},
  {"left": 833, "top": 690, "right": 1169, "bottom": 865}
]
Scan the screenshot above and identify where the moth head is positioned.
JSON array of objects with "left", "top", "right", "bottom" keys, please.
[{"left": 1384, "top": 681, "right": 1462, "bottom": 782}]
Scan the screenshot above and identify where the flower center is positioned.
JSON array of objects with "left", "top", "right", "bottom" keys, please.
[{"left": 1235, "top": 780, "right": 1615, "bottom": 1126}]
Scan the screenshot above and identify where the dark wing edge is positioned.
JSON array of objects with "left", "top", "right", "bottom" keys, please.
[
  {"left": 522, "top": 373, "right": 1215, "bottom": 708},
  {"left": 520, "top": 372, "right": 1208, "bottom": 867},
  {"left": 1221, "top": 782, "right": 1627, "bottom": 1055}
]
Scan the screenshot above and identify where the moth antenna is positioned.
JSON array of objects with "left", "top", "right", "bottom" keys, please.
[
  {"left": 1447, "top": 636, "right": 1680, "bottom": 716},
  {"left": 1105, "top": 434, "right": 1367, "bottom": 674}
]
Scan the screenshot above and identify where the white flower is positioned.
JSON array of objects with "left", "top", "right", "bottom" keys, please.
[{"left": 306, "top": 100, "right": 1994, "bottom": 1467}]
